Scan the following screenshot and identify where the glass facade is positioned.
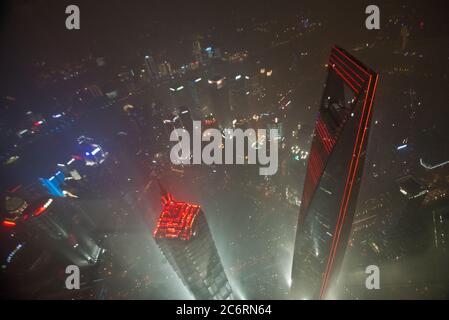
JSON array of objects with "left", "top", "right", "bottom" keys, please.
[
  {"left": 291, "top": 46, "right": 379, "bottom": 299},
  {"left": 154, "top": 194, "right": 233, "bottom": 300}
]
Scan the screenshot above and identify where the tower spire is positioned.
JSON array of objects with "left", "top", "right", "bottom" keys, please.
[{"left": 157, "top": 179, "right": 173, "bottom": 205}]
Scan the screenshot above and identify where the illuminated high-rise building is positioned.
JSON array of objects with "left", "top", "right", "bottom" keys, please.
[
  {"left": 1, "top": 195, "right": 103, "bottom": 267},
  {"left": 159, "top": 61, "right": 173, "bottom": 79},
  {"left": 207, "top": 75, "right": 231, "bottom": 126},
  {"left": 187, "top": 76, "right": 211, "bottom": 117},
  {"left": 228, "top": 74, "right": 250, "bottom": 118},
  {"left": 290, "top": 46, "right": 379, "bottom": 299},
  {"left": 391, "top": 175, "right": 430, "bottom": 254},
  {"left": 153, "top": 187, "right": 233, "bottom": 300},
  {"left": 144, "top": 55, "right": 159, "bottom": 80},
  {"left": 193, "top": 39, "right": 204, "bottom": 65}
]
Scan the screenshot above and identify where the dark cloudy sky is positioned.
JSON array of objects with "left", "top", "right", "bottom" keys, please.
[{"left": 1, "top": 0, "right": 448, "bottom": 97}]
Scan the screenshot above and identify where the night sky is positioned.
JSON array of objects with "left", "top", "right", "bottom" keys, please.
[
  {"left": 0, "top": 1, "right": 421, "bottom": 91},
  {"left": 2, "top": 0, "right": 449, "bottom": 97}
]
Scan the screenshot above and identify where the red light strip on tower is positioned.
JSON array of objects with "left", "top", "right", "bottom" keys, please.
[
  {"left": 330, "top": 64, "right": 359, "bottom": 94},
  {"left": 319, "top": 74, "right": 379, "bottom": 299},
  {"left": 317, "top": 118, "right": 336, "bottom": 151},
  {"left": 303, "top": 116, "right": 339, "bottom": 215},
  {"left": 336, "top": 76, "right": 379, "bottom": 240},
  {"left": 330, "top": 53, "right": 366, "bottom": 83},
  {"left": 319, "top": 76, "right": 372, "bottom": 298},
  {"left": 321, "top": 120, "right": 336, "bottom": 146},
  {"left": 316, "top": 123, "right": 331, "bottom": 154},
  {"left": 317, "top": 120, "right": 333, "bottom": 154},
  {"left": 329, "top": 58, "right": 362, "bottom": 89},
  {"left": 332, "top": 46, "right": 370, "bottom": 77}
]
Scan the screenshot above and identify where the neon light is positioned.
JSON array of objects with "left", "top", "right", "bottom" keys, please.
[
  {"left": 397, "top": 144, "right": 407, "bottom": 150},
  {"left": 330, "top": 64, "right": 359, "bottom": 93},
  {"left": 6, "top": 243, "right": 23, "bottom": 263},
  {"left": 2, "top": 220, "right": 16, "bottom": 227},
  {"left": 318, "top": 120, "right": 332, "bottom": 152},
  {"left": 91, "top": 147, "right": 101, "bottom": 155},
  {"left": 33, "top": 206, "right": 46, "bottom": 217},
  {"left": 329, "top": 57, "right": 362, "bottom": 88},
  {"left": 331, "top": 63, "right": 360, "bottom": 93},
  {"left": 316, "top": 122, "right": 331, "bottom": 154},
  {"left": 33, "top": 198, "right": 53, "bottom": 217},
  {"left": 319, "top": 119, "right": 336, "bottom": 146},
  {"left": 330, "top": 53, "right": 365, "bottom": 83},
  {"left": 333, "top": 46, "right": 370, "bottom": 76},
  {"left": 194, "top": 77, "right": 202, "bottom": 83},
  {"left": 316, "top": 120, "right": 332, "bottom": 154},
  {"left": 420, "top": 158, "right": 449, "bottom": 170},
  {"left": 235, "top": 75, "right": 242, "bottom": 80},
  {"left": 153, "top": 194, "right": 201, "bottom": 241}
]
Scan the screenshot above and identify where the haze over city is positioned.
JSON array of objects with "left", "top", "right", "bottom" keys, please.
[{"left": 0, "top": 0, "right": 448, "bottom": 301}]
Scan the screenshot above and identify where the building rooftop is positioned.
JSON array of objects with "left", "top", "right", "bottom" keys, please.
[
  {"left": 153, "top": 193, "right": 201, "bottom": 241},
  {"left": 396, "top": 175, "right": 428, "bottom": 199}
]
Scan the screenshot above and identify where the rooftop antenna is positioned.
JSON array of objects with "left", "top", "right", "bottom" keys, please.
[{"left": 157, "top": 179, "right": 173, "bottom": 205}]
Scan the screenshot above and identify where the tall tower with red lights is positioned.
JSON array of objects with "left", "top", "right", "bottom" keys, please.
[
  {"left": 290, "top": 46, "right": 379, "bottom": 299},
  {"left": 153, "top": 188, "right": 233, "bottom": 300}
]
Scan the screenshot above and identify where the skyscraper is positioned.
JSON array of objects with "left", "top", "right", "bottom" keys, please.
[
  {"left": 290, "top": 46, "right": 379, "bottom": 299},
  {"left": 228, "top": 74, "right": 250, "bottom": 118},
  {"left": 1, "top": 195, "right": 103, "bottom": 267},
  {"left": 144, "top": 55, "right": 159, "bottom": 81},
  {"left": 153, "top": 187, "right": 233, "bottom": 300},
  {"left": 392, "top": 175, "right": 430, "bottom": 254},
  {"left": 207, "top": 75, "right": 231, "bottom": 126},
  {"left": 187, "top": 76, "right": 211, "bottom": 118},
  {"left": 159, "top": 61, "right": 173, "bottom": 79},
  {"left": 193, "top": 39, "right": 204, "bottom": 65}
]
